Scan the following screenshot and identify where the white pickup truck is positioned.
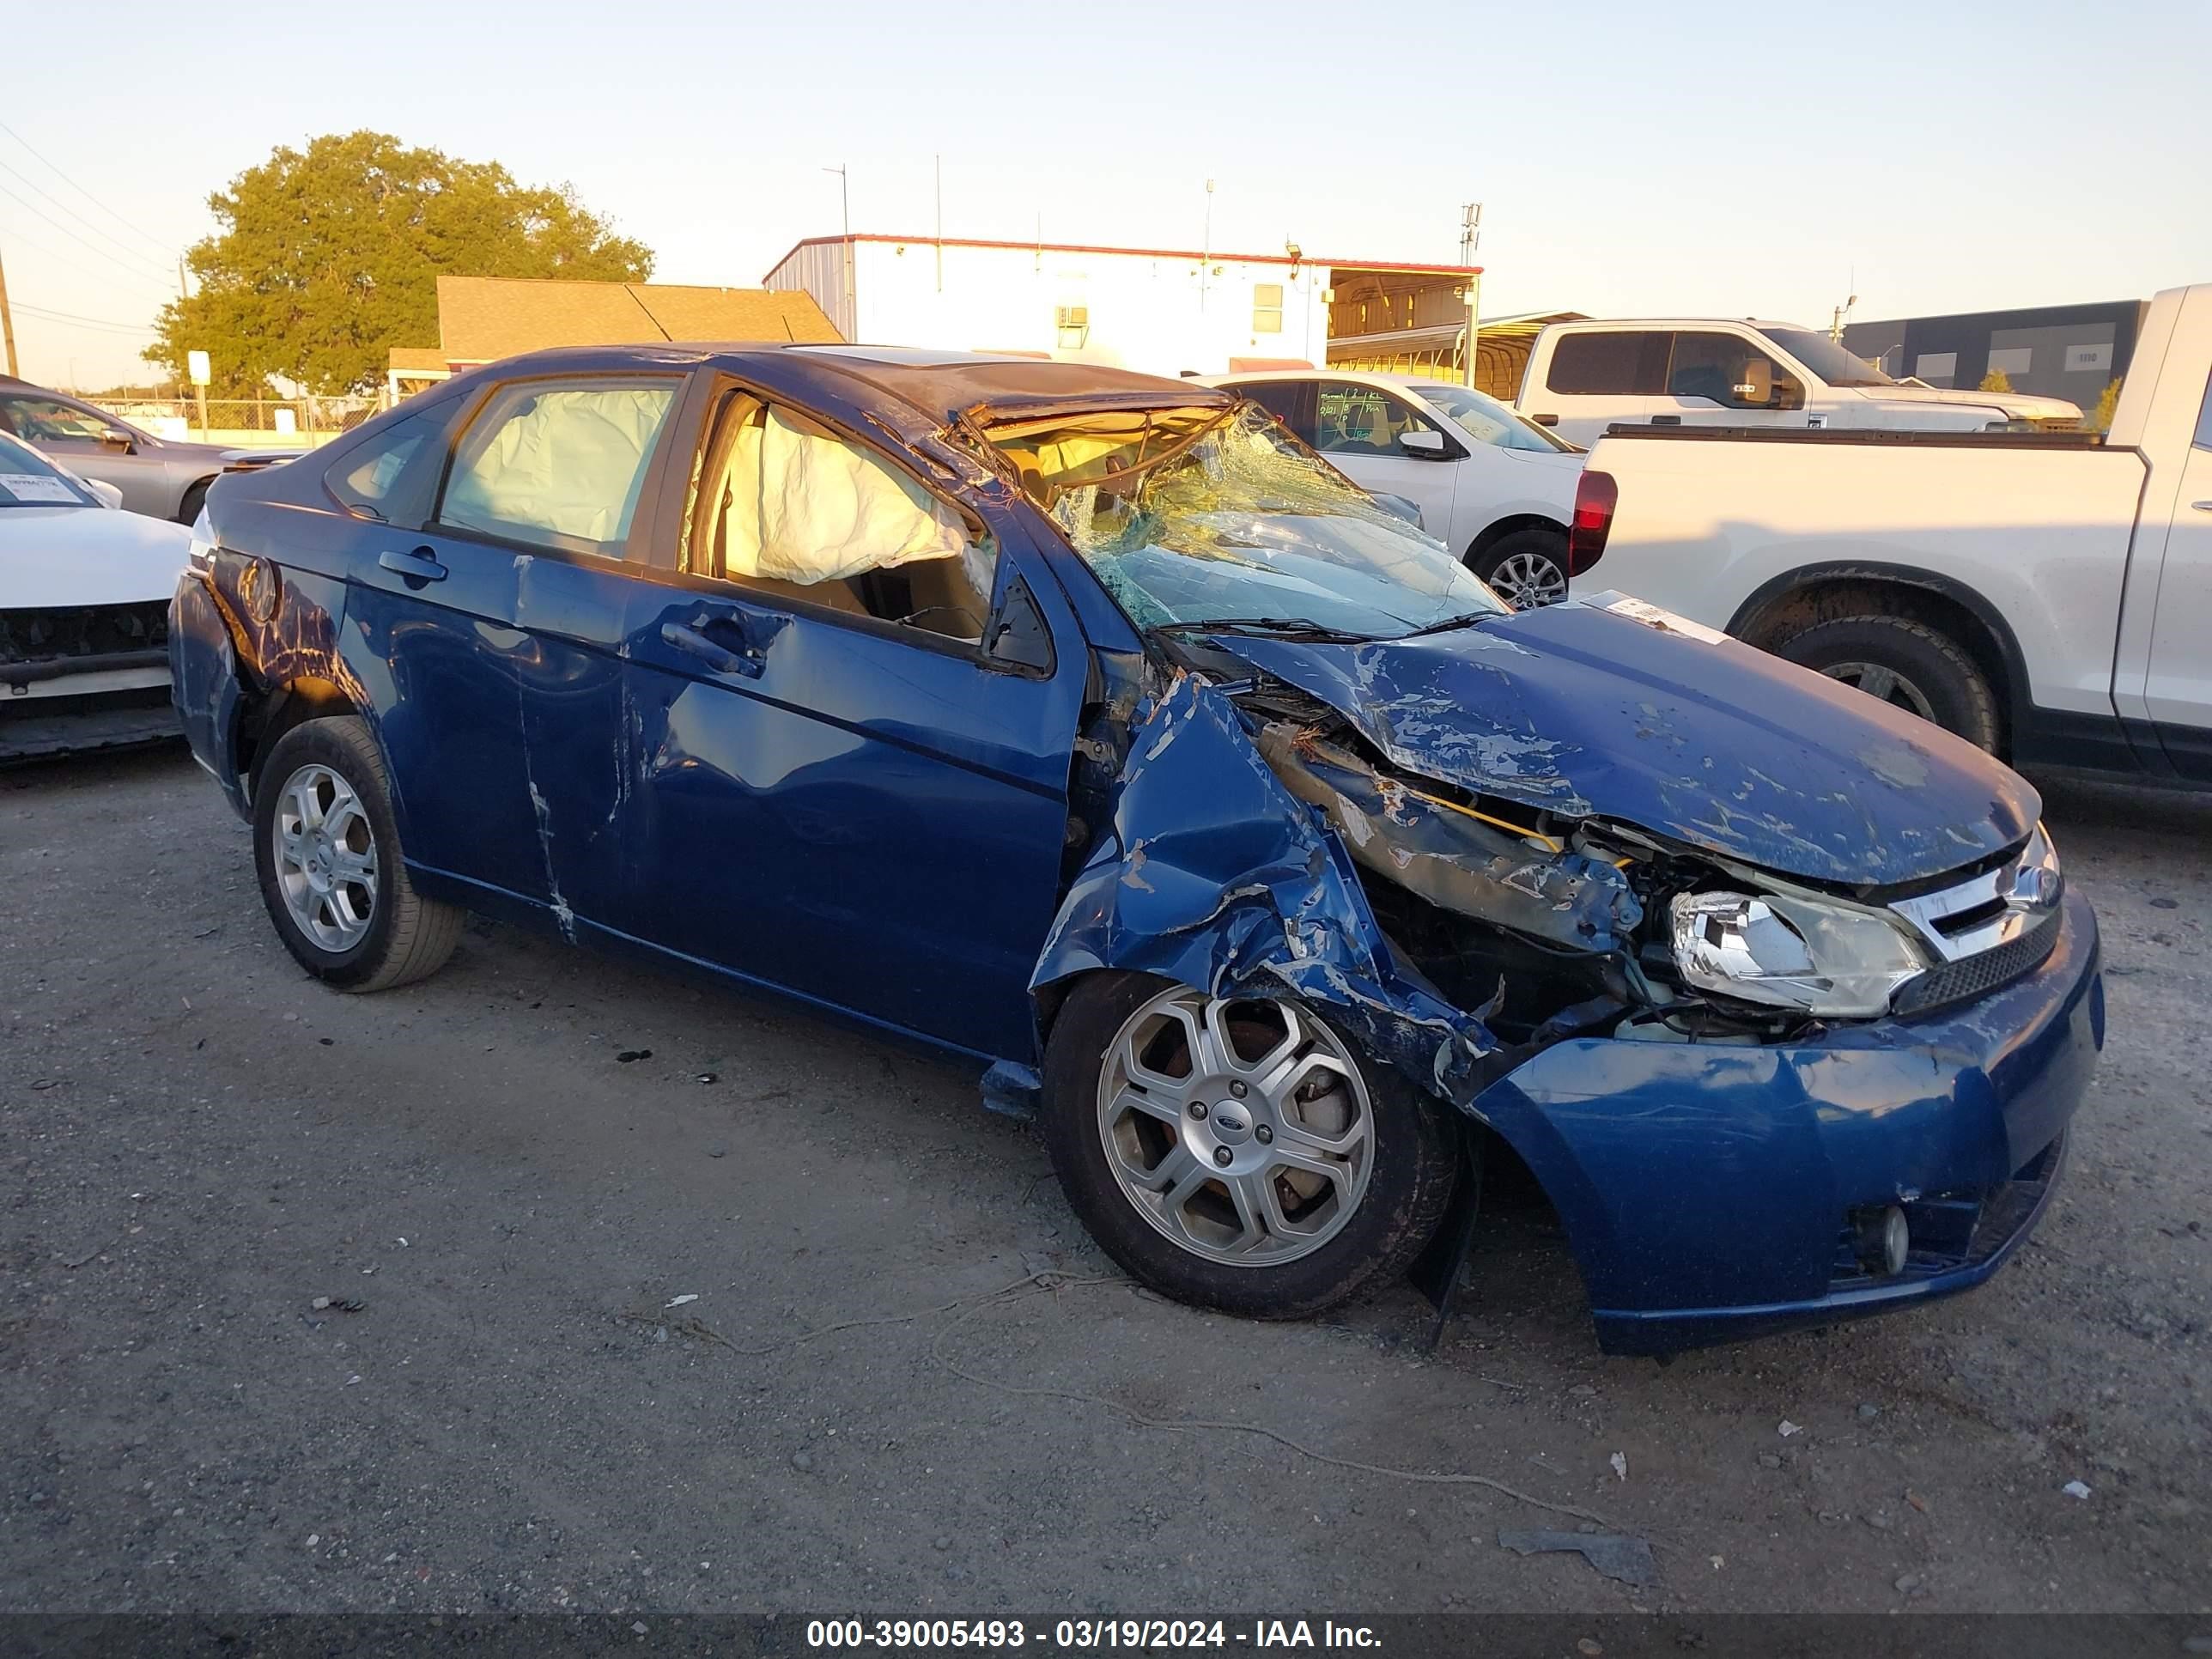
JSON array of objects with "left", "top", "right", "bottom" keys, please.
[
  {"left": 1562, "top": 282, "right": 2212, "bottom": 784},
  {"left": 1513, "top": 318, "right": 2081, "bottom": 447}
]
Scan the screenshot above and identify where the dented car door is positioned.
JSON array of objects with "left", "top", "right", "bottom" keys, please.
[{"left": 615, "top": 381, "right": 1089, "bottom": 1060}]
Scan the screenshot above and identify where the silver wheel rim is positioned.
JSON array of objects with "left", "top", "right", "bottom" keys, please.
[
  {"left": 1489, "top": 549, "right": 1568, "bottom": 608},
  {"left": 1097, "top": 987, "right": 1375, "bottom": 1267},
  {"left": 273, "top": 762, "right": 378, "bottom": 953},
  {"left": 1820, "top": 661, "right": 1936, "bottom": 721}
]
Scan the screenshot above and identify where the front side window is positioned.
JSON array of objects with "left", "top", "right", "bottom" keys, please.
[
  {"left": 439, "top": 378, "right": 677, "bottom": 556},
  {"left": 1315, "top": 383, "right": 1444, "bottom": 456},
  {"left": 1546, "top": 331, "right": 1669, "bottom": 396},
  {"left": 690, "top": 392, "right": 998, "bottom": 644},
  {"left": 1668, "top": 331, "right": 1778, "bottom": 407},
  {"left": 0, "top": 431, "right": 99, "bottom": 507},
  {"left": 989, "top": 404, "right": 1503, "bottom": 641},
  {"left": 0, "top": 396, "right": 123, "bottom": 445}
]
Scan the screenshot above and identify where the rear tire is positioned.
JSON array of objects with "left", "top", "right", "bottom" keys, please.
[
  {"left": 1041, "top": 972, "right": 1459, "bottom": 1319},
  {"left": 252, "top": 715, "right": 463, "bottom": 992},
  {"left": 1776, "top": 614, "right": 2001, "bottom": 751},
  {"left": 1472, "top": 528, "right": 1570, "bottom": 608}
]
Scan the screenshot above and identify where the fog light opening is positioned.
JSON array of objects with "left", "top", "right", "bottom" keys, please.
[{"left": 1852, "top": 1205, "right": 1911, "bottom": 1277}]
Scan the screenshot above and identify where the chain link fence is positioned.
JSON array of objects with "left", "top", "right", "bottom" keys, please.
[{"left": 88, "top": 395, "right": 380, "bottom": 447}]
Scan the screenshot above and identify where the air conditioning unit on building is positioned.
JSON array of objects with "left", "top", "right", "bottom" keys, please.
[{"left": 1055, "top": 306, "right": 1090, "bottom": 349}]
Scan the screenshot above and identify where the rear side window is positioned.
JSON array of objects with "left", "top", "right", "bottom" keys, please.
[
  {"left": 1547, "top": 331, "right": 1670, "bottom": 396},
  {"left": 439, "top": 377, "right": 678, "bottom": 557},
  {"left": 2195, "top": 370, "right": 2212, "bottom": 451},
  {"left": 325, "top": 407, "right": 448, "bottom": 522}
]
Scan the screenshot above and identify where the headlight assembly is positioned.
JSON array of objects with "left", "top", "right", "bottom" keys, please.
[{"left": 1670, "top": 890, "right": 1929, "bottom": 1018}]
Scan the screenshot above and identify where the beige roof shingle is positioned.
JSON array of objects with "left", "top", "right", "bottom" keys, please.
[{"left": 435, "top": 276, "right": 841, "bottom": 363}]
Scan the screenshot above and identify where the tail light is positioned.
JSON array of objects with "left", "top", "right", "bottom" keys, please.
[{"left": 1566, "top": 469, "right": 1617, "bottom": 577}]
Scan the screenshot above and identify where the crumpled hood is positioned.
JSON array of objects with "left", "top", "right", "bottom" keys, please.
[
  {"left": 0, "top": 505, "right": 193, "bottom": 608},
  {"left": 1205, "top": 595, "right": 2039, "bottom": 889}
]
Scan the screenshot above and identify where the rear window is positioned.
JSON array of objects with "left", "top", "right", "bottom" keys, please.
[{"left": 1547, "top": 331, "right": 1669, "bottom": 396}]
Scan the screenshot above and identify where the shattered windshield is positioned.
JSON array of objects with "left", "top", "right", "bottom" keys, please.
[{"left": 990, "top": 404, "right": 1505, "bottom": 640}]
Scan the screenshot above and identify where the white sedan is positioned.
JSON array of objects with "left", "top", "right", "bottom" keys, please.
[
  {"left": 1205, "top": 368, "right": 1587, "bottom": 606},
  {"left": 1, "top": 430, "right": 193, "bottom": 760}
]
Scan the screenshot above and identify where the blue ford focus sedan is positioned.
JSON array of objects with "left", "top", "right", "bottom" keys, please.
[{"left": 170, "top": 346, "right": 2102, "bottom": 1353}]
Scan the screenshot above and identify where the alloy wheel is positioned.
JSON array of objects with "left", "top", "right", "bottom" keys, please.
[
  {"left": 1096, "top": 988, "right": 1375, "bottom": 1267},
  {"left": 1489, "top": 549, "right": 1569, "bottom": 608},
  {"left": 1820, "top": 661, "right": 1937, "bottom": 721},
  {"left": 273, "top": 763, "right": 378, "bottom": 952}
]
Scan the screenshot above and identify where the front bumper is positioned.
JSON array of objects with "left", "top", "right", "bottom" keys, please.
[
  {"left": 168, "top": 571, "right": 250, "bottom": 817},
  {"left": 1471, "top": 887, "right": 2103, "bottom": 1355}
]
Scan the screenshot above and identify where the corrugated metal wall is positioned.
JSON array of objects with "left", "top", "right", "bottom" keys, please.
[{"left": 765, "top": 243, "right": 854, "bottom": 343}]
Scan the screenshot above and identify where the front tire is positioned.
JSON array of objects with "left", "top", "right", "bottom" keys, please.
[
  {"left": 1472, "top": 528, "right": 1570, "bottom": 609},
  {"left": 1776, "top": 615, "right": 2001, "bottom": 751},
  {"left": 1041, "top": 974, "right": 1459, "bottom": 1319},
  {"left": 252, "top": 715, "right": 463, "bottom": 992}
]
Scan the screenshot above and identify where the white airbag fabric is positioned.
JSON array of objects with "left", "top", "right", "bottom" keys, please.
[
  {"left": 444, "top": 387, "right": 672, "bottom": 550},
  {"left": 721, "top": 407, "right": 967, "bottom": 584}
]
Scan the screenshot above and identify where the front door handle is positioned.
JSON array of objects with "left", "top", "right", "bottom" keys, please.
[
  {"left": 378, "top": 547, "right": 447, "bottom": 586},
  {"left": 1650, "top": 415, "right": 1682, "bottom": 426},
  {"left": 2191, "top": 500, "right": 2212, "bottom": 513},
  {"left": 1530, "top": 413, "right": 1559, "bottom": 427},
  {"left": 660, "top": 619, "right": 761, "bottom": 678}
]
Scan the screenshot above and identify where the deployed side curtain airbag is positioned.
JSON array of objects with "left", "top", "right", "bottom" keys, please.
[
  {"left": 720, "top": 407, "right": 969, "bottom": 586},
  {"left": 443, "top": 387, "right": 673, "bottom": 550}
]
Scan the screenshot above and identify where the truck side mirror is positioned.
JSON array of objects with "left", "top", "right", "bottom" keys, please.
[{"left": 1732, "top": 359, "right": 1774, "bottom": 406}]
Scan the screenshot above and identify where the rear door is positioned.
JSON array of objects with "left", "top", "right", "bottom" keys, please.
[
  {"left": 2143, "top": 369, "right": 2212, "bottom": 780},
  {"left": 615, "top": 381, "right": 1090, "bottom": 1060},
  {"left": 1523, "top": 330, "right": 1669, "bottom": 446},
  {"left": 1311, "top": 380, "right": 1461, "bottom": 535},
  {"left": 346, "top": 373, "right": 684, "bottom": 921}
]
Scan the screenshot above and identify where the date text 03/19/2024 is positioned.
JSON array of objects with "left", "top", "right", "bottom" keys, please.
[{"left": 805, "top": 1621, "right": 1382, "bottom": 1650}]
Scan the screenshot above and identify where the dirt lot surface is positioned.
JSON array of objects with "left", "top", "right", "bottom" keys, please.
[{"left": 3, "top": 746, "right": 2208, "bottom": 1617}]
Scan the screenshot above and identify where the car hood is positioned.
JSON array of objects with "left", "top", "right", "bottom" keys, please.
[
  {"left": 1202, "top": 593, "right": 2039, "bottom": 888},
  {"left": 0, "top": 505, "right": 194, "bottom": 608},
  {"left": 1841, "top": 385, "right": 2081, "bottom": 421}
]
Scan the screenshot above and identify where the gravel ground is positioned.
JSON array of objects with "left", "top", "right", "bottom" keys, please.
[{"left": 3, "top": 746, "right": 2207, "bottom": 1617}]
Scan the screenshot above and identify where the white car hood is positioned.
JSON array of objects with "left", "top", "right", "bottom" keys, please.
[
  {"left": 1841, "top": 384, "right": 2081, "bottom": 421},
  {"left": 1, "top": 505, "right": 194, "bottom": 608}
]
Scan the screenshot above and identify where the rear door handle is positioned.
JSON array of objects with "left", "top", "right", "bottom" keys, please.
[
  {"left": 2192, "top": 501, "right": 2212, "bottom": 513},
  {"left": 660, "top": 619, "right": 761, "bottom": 678},
  {"left": 378, "top": 547, "right": 447, "bottom": 585}
]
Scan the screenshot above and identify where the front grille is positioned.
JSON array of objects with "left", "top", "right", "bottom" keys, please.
[
  {"left": 1892, "top": 910, "right": 2060, "bottom": 1015},
  {"left": 2, "top": 601, "right": 170, "bottom": 669}
]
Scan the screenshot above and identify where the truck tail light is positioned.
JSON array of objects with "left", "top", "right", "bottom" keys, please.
[{"left": 1566, "top": 470, "right": 1616, "bottom": 577}]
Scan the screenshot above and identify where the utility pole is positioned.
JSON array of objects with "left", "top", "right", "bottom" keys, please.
[
  {"left": 934, "top": 155, "right": 944, "bottom": 294},
  {"left": 1200, "top": 179, "right": 1214, "bottom": 311},
  {"left": 823, "top": 164, "right": 853, "bottom": 339},
  {"left": 1460, "top": 203, "right": 1483, "bottom": 389},
  {"left": 0, "top": 241, "right": 18, "bottom": 377}
]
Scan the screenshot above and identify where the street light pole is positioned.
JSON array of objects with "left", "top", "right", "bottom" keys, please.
[
  {"left": 1460, "top": 202, "right": 1482, "bottom": 390},
  {"left": 823, "top": 164, "right": 853, "bottom": 339},
  {"left": 0, "top": 242, "right": 19, "bottom": 379}
]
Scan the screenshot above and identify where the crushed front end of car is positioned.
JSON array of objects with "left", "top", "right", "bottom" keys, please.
[{"left": 1001, "top": 402, "right": 2101, "bottom": 1354}]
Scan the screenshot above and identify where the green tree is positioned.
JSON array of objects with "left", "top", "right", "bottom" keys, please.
[
  {"left": 2086, "top": 378, "right": 2123, "bottom": 433},
  {"left": 1978, "top": 368, "right": 2013, "bottom": 393},
  {"left": 145, "top": 131, "right": 652, "bottom": 396}
]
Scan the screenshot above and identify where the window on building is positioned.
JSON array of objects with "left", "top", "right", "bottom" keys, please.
[
  {"left": 1055, "top": 305, "right": 1090, "bottom": 349},
  {"left": 1252, "top": 284, "right": 1283, "bottom": 334},
  {"left": 1913, "top": 352, "right": 1958, "bottom": 386}
]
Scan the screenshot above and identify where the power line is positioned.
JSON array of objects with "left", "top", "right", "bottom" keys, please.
[
  {"left": 11, "top": 300, "right": 160, "bottom": 335},
  {"left": 0, "top": 219, "right": 171, "bottom": 295},
  {"left": 0, "top": 179, "right": 176, "bottom": 289},
  {"left": 0, "top": 154, "right": 175, "bottom": 281},
  {"left": 0, "top": 118, "right": 179, "bottom": 260}
]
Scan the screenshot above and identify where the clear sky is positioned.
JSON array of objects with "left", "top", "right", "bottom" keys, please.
[{"left": 3, "top": 0, "right": 2206, "bottom": 387}]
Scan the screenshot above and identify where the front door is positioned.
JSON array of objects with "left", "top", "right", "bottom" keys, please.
[
  {"left": 617, "top": 386, "right": 1088, "bottom": 1061},
  {"left": 1647, "top": 331, "right": 1808, "bottom": 432},
  {"left": 1311, "top": 381, "right": 1461, "bottom": 538}
]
